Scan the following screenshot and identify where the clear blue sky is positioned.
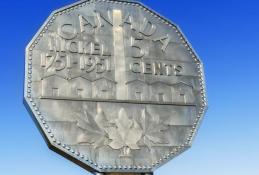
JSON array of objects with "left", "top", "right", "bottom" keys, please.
[{"left": 0, "top": 0, "right": 259, "bottom": 175}]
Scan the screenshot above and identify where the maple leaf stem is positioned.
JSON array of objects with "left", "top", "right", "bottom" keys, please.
[{"left": 120, "top": 146, "right": 131, "bottom": 156}]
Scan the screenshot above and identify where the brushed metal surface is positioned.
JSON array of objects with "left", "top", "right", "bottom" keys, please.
[{"left": 24, "top": 0, "right": 207, "bottom": 174}]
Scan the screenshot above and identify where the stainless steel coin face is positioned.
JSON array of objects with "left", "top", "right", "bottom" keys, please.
[{"left": 24, "top": 0, "right": 207, "bottom": 173}]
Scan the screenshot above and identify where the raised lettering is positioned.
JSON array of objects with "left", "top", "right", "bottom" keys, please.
[
  {"left": 174, "top": 65, "right": 183, "bottom": 76},
  {"left": 131, "top": 37, "right": 144, "bottom": 58},
  {"left": 153, "top": 62, "right": 165, "bottom": 75},
  {"left": 140, "top": 18, "right": 156, "bottom": 36},
  {"left": 80, "top": 56, "right": 96, "bottom": 72},
  {"left": 143, "top": 62, "right": 152, "bottom": 74},
  {"left": 54, "top": 52, "right": 66, "bottom": 71},
  {"left": 78, "top": 41, "right": 91, "bottom": 54},
  {"left": 48, "top": 34, "right": 66, "bottom": 52},
  {"left": 57, "top": 24, "right": 77, "bottom": 40},
  {"left": 41, "top": 53, "right": 47, "bottom": 67},
  {"left": 96, "top": 58, "right": 106, "bottom": 74},
  {"left": 48, "top": 33, "right": 55, "bottom": 51},
  {"left": 66, "top": 55, "right": 72, "bottom": 69},
  {"left": 130, "top": 62, "right": 141, "bottom": 73},
  {"left": 153, "top": 34, "right": 171, "bottom": 52},
  {"left": 79, "top": 15, "right": 95, "bottom": 33},
  {"left": 95, "top": 9, "right": 113, "bottom": 28},
  {"left": 106, "top": 58, "right": 111, "bottom": 72},
  {"left": 101, "top": 44, "right": 111, "bottom": 56},
  {"left": 91, "top": 43, "right": 101, "bottom": 55},
  {"left": 67, "top": 41, "right": 78, "bottom": 53},
  {"left": 121, "top": 13, "right": 137, "bottom": 30},
  {"left": 165, "top": 64, "right": 172, "bottom": 76}
]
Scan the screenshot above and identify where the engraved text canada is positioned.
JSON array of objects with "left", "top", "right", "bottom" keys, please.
[{"left": 24, "top": 0, "right": 207, "bottom": 173}]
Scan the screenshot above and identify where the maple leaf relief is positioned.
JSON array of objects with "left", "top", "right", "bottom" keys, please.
[
  {"left": 107, "top": 108, "right": 143, "bottom": 151},
  {"left": 139, "top": 109, "right": 168, "bottom": 151},
  {"left": 74, "top": 105, "right": 168, "bottom": 159},
  {"left": 75, "top": 105, "right": 109, "bottom": 149}
]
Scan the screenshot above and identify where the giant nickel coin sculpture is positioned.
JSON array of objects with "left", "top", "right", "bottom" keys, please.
[{"left": 24, "top": 0, "right": 207, "bottom": 174}]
